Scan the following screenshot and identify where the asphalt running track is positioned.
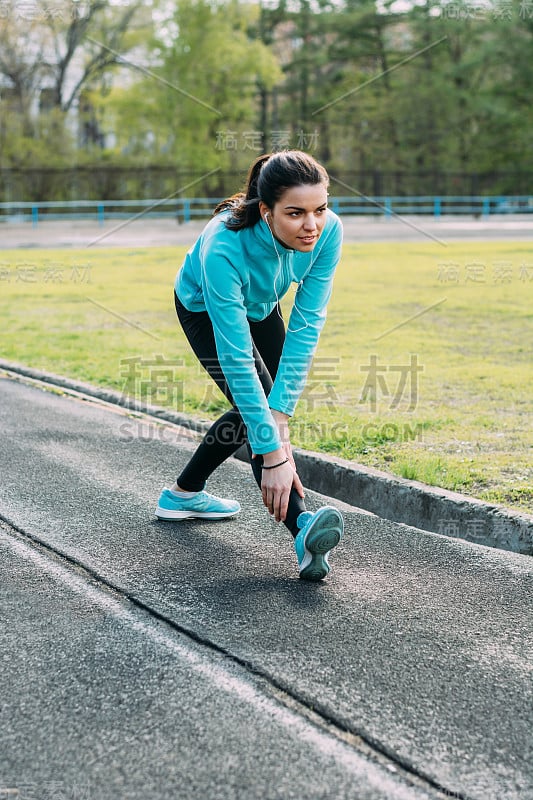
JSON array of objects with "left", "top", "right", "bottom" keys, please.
[{"left": 1, "top": 373, "right": 532, "bottom": 800}]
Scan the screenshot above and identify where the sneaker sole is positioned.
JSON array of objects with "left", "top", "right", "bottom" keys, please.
[
  {"left": 155, "top": 506, "right": 240, "bottom": 520},
  {"left": 299, "top": 508, "right": 343, "bottom": 582},
  {"left": 299, "top": 555, "right": 330, "bottom": 582}
]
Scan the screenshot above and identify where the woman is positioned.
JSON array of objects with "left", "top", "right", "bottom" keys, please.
[{"left": 156, "top": 150, "right": 344, "bottom": 581}]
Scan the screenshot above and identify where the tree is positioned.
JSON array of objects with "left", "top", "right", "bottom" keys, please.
[
  {"left": 42, "top": 0, "right": 147, "bottom": 112},
  {"left": 400, "top": 0, "right": 533, "bottom": 187},
  {"left": 2, "top": 0, "right": 531, "bottom": 196},
  {"left": 96, "top": 0, "right": 281, "bottom": 179},
  {"left": 0, "top": 0, "right": 148, "bottom": 155}
]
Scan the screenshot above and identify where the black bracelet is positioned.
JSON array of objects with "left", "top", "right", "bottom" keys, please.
[{"left": 261, "top": 457, "right": 289, "bottom": 470}]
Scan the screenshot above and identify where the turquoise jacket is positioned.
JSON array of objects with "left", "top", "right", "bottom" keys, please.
[{"left": 175, "top": 208, "right": 343, "bottom": 454}]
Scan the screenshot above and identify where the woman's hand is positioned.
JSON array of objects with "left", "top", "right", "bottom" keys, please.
[{"left": 261, "top": 456, "right": 297, "bottom": 523}]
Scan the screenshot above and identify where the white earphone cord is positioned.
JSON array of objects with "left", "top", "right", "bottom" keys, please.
[{"left": 264, "top": 212, "right": 310, "bottom": 334}]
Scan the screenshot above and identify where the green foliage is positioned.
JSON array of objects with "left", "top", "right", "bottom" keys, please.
[
  {"left": 93, "top": 0, "right": 282, "bottom": 176},
  {"left": 0, "top": 0, "right": 531, "bottom": 192},
  {"left": 0, "top": 113, "right": 67, "bottom": 169}
]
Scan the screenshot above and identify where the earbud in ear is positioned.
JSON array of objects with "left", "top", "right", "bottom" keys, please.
[{"left": 264, "top": 212, "right": 269, "bottom": 220}]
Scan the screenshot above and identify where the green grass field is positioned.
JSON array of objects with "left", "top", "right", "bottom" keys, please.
[{"left": 1, "top": 240, "right": 532, "bottom": 512}]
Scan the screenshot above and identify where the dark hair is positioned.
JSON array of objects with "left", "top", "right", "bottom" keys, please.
[{"left": 214, "top": 150, "right": 329, "bottom": 231}]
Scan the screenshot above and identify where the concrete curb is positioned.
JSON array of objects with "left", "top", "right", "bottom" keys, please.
[{"left": 1, "top": 358, "right": 532, "bottom": 557}]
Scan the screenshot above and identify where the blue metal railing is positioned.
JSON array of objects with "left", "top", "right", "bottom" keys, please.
[{"left": 0, "top": 196, "right": 531, "bottom": 226}]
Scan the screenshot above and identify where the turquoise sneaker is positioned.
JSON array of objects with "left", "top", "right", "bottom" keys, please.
[
  {"left": 294, "top": 506, "right": 343, "bottom": 581},
  {"left": 155, "top": 488, "right": 241, "bottom": 520}
]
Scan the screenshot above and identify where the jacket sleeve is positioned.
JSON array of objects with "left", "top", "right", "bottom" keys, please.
[
  {"left": 267, "top": 213, "right": 343, "bottom": 416},
  {"left": 199, "top": 235, "right": 282, "bottom": 455}
]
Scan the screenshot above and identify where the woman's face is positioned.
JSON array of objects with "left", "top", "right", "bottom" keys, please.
[{"left": 260, "top": 183, "right": 328, "bottom": 252}]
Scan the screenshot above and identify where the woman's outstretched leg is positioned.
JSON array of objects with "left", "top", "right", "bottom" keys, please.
[{"left": 176, "top": 408, "right": 246, "bottom": 491}]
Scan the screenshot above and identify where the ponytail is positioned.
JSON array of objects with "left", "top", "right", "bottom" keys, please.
[
  {"left": 214, "top": 150, "right": 329, "bottom": 231},
  {"left": 214, "top": 154, "right": 270, "bottom": 230}
]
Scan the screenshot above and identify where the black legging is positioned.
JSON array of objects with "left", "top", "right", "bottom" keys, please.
[{"left": 174, "top": 293, "right": 306, "bottom": 538}]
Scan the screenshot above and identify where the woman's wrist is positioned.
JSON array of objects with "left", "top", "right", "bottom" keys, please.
[
  {"left": 261, "top": 457, "right": 289, "bottom": 470},
  {"left": 270, "top": 408, "right": 290, "bottom": 424},
  {"left": 262, "top": 447, "right": 286, "bottom": 467}
]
